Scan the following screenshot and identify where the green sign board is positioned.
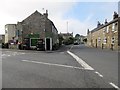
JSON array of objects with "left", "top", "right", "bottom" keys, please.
[{"left": 31, "top": 38, "right": 39, "bottom": 46}]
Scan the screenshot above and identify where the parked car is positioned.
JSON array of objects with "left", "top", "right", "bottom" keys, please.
[{"left": 74, "top": 41, "right": 79, "bottom": 45}]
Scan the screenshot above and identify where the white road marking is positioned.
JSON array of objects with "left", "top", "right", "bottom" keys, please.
[
  {"left": 2, "top": 51, "right": 26, "bottom": 58},
  {"left": 7, "top": 55, "right": 11, "bottom": 56},
  {"left": 67, "top": 49, "right": 119, "bottom": 88},
  {"left": 1, "top": 54, "right": 6, "bottom": 56},
  {"left": 6, "top": 51, "right": 11, "bottom": 52},
  {"left": 22, "top": 60, "right": 91, "bottom": 70},
  {"left": 95, "top": 71, "right": 103, "bottom": 77},
  {"left": 21, "top": 53, "right": 25, "bottom": 54},
  {"left": 70, "top": 45, "right": 74, "bottom": 50},
  {"left": 109, "top": 82, "right": 120, "bottom": 90},
  {"left": 60, "top": 52, "right": 64, "bottom": 54},
  {"left": 67, "top": 51, "right": 94, "bottom": 70}
]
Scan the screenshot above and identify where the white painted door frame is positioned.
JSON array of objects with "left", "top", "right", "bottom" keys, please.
[{"left": 45, "top": 37, "right": 52, "bottom": 51}]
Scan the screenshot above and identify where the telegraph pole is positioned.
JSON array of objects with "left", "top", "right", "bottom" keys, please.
[{"left": 67, "top": 21, "right": 68, "bottom": 33}]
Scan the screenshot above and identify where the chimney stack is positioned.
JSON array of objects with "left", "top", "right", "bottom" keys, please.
[
  {"left": 97, "top": 21, "right": 101, "bottom": 27},
  {"left": 105, "top": 19, "right": 108, "bottom": 24},
  {"left": 43, "top": 10, "right": 48, "bottom": 18},
  {"left": 87, "top": 29, "right": 89, "bottom": 35},
  {"left": 113, "top": 11, "right": 118, "bottom": 19}
]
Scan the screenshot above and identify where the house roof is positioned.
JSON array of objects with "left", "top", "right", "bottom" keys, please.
[
  {"left": 21, "top": 10, "right": 58, "bottom": 32},
  {"left": 5, "top": 24, "right": 16, "bottom": 26},
  {"left": 22, "top": 10, "right": 43, "bottom": 23},
  {"left": 90, "top": 17, "right": 120, "bottom": 33},
  {"left": 49, "top": 20, "right": 58, "bottom": 32}
]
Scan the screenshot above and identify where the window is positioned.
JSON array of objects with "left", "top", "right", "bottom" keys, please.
[
  {"left": 106, "top": 26, "right": 109, "bottom": 33},
  {"left": 112, "top": 23, "right": 115, "bottom": 31},
  {"left": 103, "top": 37, "right": 107, "bottom": 44},
  {"left": 115, "top": 22, "right": 118, "bottom": 26},
  {"left": 114, "top": 23, "right": 118, "bottom": 32},
  {"left": 103, "top": 27, "right": 106, "bottom": 34},
  {"left": 18, "top": 30, "right": 20, "bottom": 36},
  {"left": 5, "top": 30, "right": 7, "bottom": 34},
  {"left": 44, "top": 29, "right": 46, "bottom": 32},
  {"left": 5, "top": 27, "right": 8, "bottom": 34},
  {"left": 98, "top": 37, "right": 101, "bottom": 42},
  {"left": 103, "top": 27, "right": 106, "bottom": 32},
  {"left": 111, "top": 37, "right": 115, "bottom": 44},
  {"left": 5, "top": 27, "right": 8, "bottom": 30}
]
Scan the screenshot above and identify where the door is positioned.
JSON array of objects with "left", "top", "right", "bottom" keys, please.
[
  {"left": 96, "top": 39, "right": 97, "bottom": 48},
  {"left": 45, "top": 38, "right": 52, "bottom": 51},
  {"left": 46, "top": 38, "right": 50, "bottom": 50}
]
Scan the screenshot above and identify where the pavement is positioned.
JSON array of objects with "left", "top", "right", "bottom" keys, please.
[{"left": 1, "top": 45, "right": 119, "bottom": 89}]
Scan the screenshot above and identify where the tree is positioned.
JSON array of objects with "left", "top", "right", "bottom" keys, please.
[
  {"left": 83, "top": 38, "right": 87, "bottom": 43},
  {"left": 69, "top": 37, "right": 74, "bottom": 44},
  {"left": 58, "top": 35, "right": 64, "bottom": 46},
  {"left": 75, "top": 34, "right": 80, "bottom": 38},
  {"left": 63, "top": 37, "right": 74, "bottom": 45}
]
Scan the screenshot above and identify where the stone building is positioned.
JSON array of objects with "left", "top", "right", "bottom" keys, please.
[
  {"left": 0, "top": 35, "right": 5, "bottom": 43},
  {"left": 15, "top": 10, "right": 58, "bottom": 50},
  {"left": 5, "top": 24, "right": 16, "bottom": 44},
  {"left": 87, "top": 12, "right": 120, "bottom": 50}
]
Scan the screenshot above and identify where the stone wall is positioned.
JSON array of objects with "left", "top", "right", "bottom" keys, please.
[{"left": 21, "top": 11, "right": 46, "bottom": 40}]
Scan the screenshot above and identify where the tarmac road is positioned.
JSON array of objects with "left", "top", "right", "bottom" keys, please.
[{"left": 1, "top": 46, "right": 118, "bottom": 89}]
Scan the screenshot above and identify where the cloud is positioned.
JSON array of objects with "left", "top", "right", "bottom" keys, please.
[
  {"left": 0, "top": 1, "right": 118, "bottom": 36},
  {"left": 0, "top": 13, "right": 18, "bottom": 34},
  {"left": 0, "top": 1, "right": 76, "bottom": 20},
  {"left": 50, "top": 13, "right": 95, "bottom": 36},
  {"left": 0, "top": 1, "right": 77, "bottom": 34},
  {"left": 66, "top": 18, "right": 95, "bottom": 36},
  {"left": 0, "top": 0, "right": 94, "bottom": 36}
]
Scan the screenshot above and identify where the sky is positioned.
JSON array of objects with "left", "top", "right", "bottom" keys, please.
[{"left": 0, "top": 0, "right": 119, "bottom": 36}]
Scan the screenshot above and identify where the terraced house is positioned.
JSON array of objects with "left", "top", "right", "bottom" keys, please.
[{"left": 87, "top": 12, "right": 120, "bottom": 50}]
